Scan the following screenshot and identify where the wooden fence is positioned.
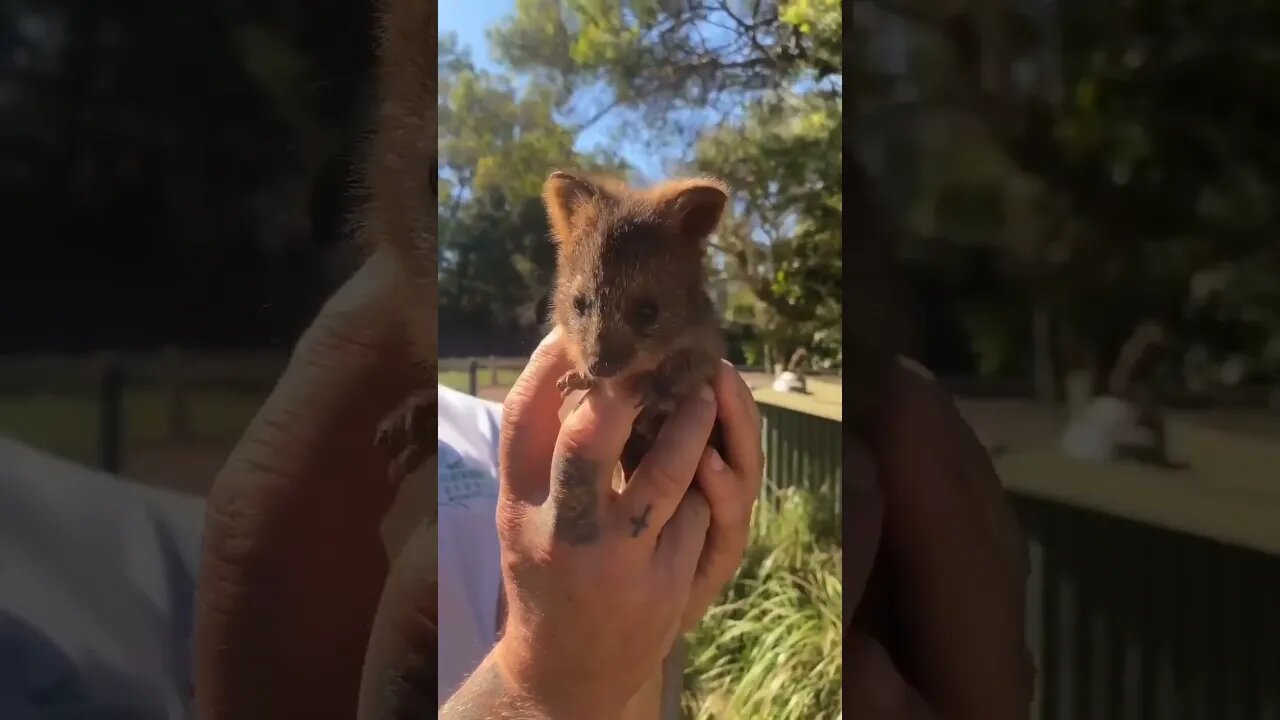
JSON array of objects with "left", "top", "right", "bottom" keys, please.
[
  {"left": 0, "top": 351, "right": 285, "bottom": 472},
  {"left": 439, "top": 356, "right": 527, "bottom": 395}
]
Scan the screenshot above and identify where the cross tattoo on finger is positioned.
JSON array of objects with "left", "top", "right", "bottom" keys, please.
[{"left": 630, "top": 504, "right": 652, "bottom": 538}]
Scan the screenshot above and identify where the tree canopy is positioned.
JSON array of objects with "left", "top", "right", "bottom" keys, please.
[
  {"left": 857, "top": 0, "right": 1280, "bottom": 387},
  {"left": 440, "top": 0, "right": 844, "bottom": 364}
]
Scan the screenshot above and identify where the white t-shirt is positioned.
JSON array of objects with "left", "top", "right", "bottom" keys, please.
[
  {"left": 0, "top": 436, "right": 205, "bottom": 719},
  {"left": 1059, "top": 395, "right": 1138, "bottom": 461},
  {"left": 435, "top": 386, "right": 505, "bottom": 705},
  {"left": 0, "top": 385, "right": 506, "bottom": 717}
]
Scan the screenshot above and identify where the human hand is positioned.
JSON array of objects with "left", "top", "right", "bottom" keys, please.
[
  {"left": 461, "top": 330, "right": 718, "bottom": 719},
  {"left": 193, "top": 248, "right": 439, "bottom": 719},
  {"left": 679, "top": 359, "right": 765, "bottom": 631},
  {"left": 844, "top": 360, "right": 1034, "bottom": 719}
]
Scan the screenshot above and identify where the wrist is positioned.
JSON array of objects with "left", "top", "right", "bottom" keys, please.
[{"left": 490, "top": 636, "right": 625, "bottom": 720}]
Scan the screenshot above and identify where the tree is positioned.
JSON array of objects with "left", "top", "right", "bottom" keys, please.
[
  {"left": 487, "top": 0, "right": 844, "bottom": 366},
  {"left": 437, "top": 32, "right": 626, "bottom": 350},
  {"left": 859, "top": 0, "right": 1280, "bottom": 387}
]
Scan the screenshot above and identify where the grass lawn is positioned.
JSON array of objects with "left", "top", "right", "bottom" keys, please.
[
  {"left": 0, "top": 388, "right": 265, "bottom": 466},
  {"left": 438, "top": 367, "right": 524, "bottom": 392}
]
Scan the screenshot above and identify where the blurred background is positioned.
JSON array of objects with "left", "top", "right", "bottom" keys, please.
[
  {"left": 0, "top": 0, "right": 378, "bottom": 492},
  {"left": 0, "top": 1, "right": 846, "bottom": 717},
  {"left": 440, "top": 1, "right": 843, "bottom": 718},
  {"left": 855, "top": 1, "right": 1280, "bottom": 718}
]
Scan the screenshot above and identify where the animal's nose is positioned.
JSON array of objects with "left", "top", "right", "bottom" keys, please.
[
  {"left": 587, "top": 338, "right": 634, "bottom": 378},
  {"left": 588, "top": 357, "right": 621, "bottom": 378}
]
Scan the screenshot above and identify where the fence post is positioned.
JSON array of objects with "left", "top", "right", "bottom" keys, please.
[
  {"left": 468, "top": 358, "right": 479, "bottom": 396},
  {"left": 489, "top": 355, "right": 499, "bottom": 386},
  {"left": 99, "top": 355, "right": 124, "bottom": 473}
]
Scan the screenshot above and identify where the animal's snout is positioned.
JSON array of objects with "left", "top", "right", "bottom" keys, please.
[
  {"left": 587, "top": 356, "right": 623, "bottom": 378},
  {"left": 586, "top": 341, "right": 634, "bottom": 378}
]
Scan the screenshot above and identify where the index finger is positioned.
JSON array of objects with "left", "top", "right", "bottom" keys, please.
[
  {"left": 714, "top": 361, "right": 764, "bottom": 490},
  {"left": 500, "top": 330, "right": 573, "bottom": 502},
  {"left": 619, "top": 384, "right": 718, "bottom": 538}
]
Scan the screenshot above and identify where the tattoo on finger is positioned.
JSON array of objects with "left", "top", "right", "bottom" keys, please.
[
  {"left": 551, "top": 454, "right": 602, "bottom": 545},
  {"left": 629, "top": 504, "right": 652, "bottom": 537}
]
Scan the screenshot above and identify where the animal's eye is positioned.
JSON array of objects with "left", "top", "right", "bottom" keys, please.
[
  {"left": 628, "top": 299, "right": 659, "bottom": 330},
  {"left": 573, "top": 294, "right": 591, "bottom": 315}
]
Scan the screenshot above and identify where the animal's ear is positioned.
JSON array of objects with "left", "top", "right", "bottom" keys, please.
[
  {"left": 542, "top": 171, "right": 599, "bottom": 243},
  {"left": 655, "top": 177, "right": 729, "bottom": 246}
]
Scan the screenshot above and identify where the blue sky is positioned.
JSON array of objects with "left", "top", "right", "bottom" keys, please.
[
  {"left": 439, "top": 0, "right": 675, "bottom": 181},
  {"left": 439, "top": 0, "right": 507, "bottom": 72}
]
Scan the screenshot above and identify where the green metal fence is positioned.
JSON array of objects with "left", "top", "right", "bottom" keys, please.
[
  {"left": 1018, "top": 496, "right": 1280, "bottom": 720},
  {"left": 758, "top": 399, "right": 843, "bottom": 504},
  {"left": 751, "top": 392, "right": 1280, "bottom": 720}
]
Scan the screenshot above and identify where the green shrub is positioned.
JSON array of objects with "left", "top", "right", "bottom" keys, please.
[{"left": 682, "top": 485, "right": 842, "bottom": 720}]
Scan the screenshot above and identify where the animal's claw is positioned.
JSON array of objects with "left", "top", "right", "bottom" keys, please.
[
  {"left": 374, "top": 390, "right": 437, "bottom": 484},
  {"left": 557, "top": 370, "right": 595, "bottom": 398}
]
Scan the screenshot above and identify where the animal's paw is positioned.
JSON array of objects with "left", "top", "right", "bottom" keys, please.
[
  {"left": 556, "top": 370, "right": 595, "bottom": 398},
  {"left": 374, "top": 389, "right": 437, "bottom": 484}
]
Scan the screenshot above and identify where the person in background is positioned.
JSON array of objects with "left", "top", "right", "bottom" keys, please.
[{"left": 1061, "top": 320, "right": 1187, "bottom": 468}]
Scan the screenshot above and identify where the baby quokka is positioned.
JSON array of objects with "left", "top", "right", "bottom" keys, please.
[{"left": 542, "top": 170, "right": 730, "bottom": 477}]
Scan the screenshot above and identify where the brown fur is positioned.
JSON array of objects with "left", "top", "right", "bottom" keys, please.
[
  {"left": 541, "top": 170, "right": 729, "bottom": 475},
  {"left": 364, "top": 0, "right": 438, "bottom": 482},
  {"left": 364, "top": 0, "right": 437, "bottom": 357}
]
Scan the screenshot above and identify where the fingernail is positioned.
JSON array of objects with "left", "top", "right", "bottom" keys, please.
[
  {"left": 698, "top": 384, "right": 715, "bottom": 404},
  {"left": 708, "top": 447, "right": 726, "bottom": 471}
]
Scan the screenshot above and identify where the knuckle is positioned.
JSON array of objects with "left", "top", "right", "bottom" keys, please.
[
  {"left": 645, "top": 459, "right": 688, "bottom": 497},
  {"left": 500, "top": 387, "right": 536, "bottom": 436},
  {"left": 686, "top": 489, "right": 711, "bottom": 521},
  {"left": 495, "top": 497, "right": 526, "bottom": 538},
  {"left": 557, "top": 411, "right": 598, "bottom": 451}
]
